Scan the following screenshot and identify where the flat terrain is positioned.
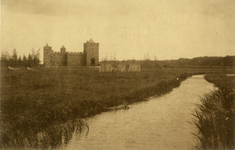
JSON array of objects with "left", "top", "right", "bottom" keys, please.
[
  {"left": 1, "top": 67, "right": 234, "bottom": 119},
  {"left": 0, "top": 67, "right": 235, "bottom": 148}
]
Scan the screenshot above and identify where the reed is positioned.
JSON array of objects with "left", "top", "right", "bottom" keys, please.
[
  {"left": 0, "top": 118, "right": 87, "bottom": 149},
  {"left": 192, "top": 74, "right": 235, "bottom": 150}
]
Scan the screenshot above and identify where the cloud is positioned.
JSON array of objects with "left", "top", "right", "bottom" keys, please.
[
  {"left": 2, "top": 0, "right": 58, "bottom": 16},
  {"left": 1, "top": 0, "right": 235, "bottom": 60},
  {"left": 1, "top": 0, "right": 83, "bottom": 16},
  {"left": 1, "top": 0, "right": 112, "bottom": 17}
]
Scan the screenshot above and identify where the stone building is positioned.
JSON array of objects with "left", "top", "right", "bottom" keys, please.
[{"left": 43, "top": 39, "right": 99, "bottom": 67}]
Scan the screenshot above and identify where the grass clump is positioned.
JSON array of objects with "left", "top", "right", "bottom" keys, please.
[{"left": 192, "top": 74, "right": 235, "bottom": 150}]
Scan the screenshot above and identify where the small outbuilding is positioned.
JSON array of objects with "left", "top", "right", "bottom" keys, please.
[
  {"left": 128, "top": 63, "right": 141, "bottom": 72},
  {"left": 99, "top": 61, "right": 141, "bottom": 72},
  {"left": 99, "top": 62, "right": 112, "bottom": 72}
]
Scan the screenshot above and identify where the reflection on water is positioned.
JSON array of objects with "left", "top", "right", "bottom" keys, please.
[
  {"left": 56, "top": 75, "right": 214, "bottom": 150},
  {"left": 226, "top": 74, "right": 235, "bottom": 76}
]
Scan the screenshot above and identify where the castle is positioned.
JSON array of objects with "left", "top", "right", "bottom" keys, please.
[{"left": 43, "top": 39, "right": 99, "bottom": 67}]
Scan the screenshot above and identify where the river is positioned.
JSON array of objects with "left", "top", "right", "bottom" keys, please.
[{"left": 58, "top": 75, "right": 214, "bottom": 150}]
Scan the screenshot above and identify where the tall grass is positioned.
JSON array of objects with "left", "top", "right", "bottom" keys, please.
[
  {"left": 1, "top": 67, "right": 234, "bottom": 148},
  {"left": 0, "top": 118, "right": 87, "bottom": 149},
  {"left": 192, "top": 74, "right": 235, "bottom": 150}
]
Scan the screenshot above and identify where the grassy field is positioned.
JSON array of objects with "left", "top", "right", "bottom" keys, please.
[
  {"left": 1, "top": 66, "right": 235, "bottom": 148},
  {"left": 192, "top": 74, "right": 235, "bottom": 150}
]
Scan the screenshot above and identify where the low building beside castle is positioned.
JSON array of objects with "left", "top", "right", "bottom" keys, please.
[
  {"left": 99, "top": 61, "right": 141, "bottom": 72},
  {"left": 43, "top": 39, "right": 99, "bottom": 67}
]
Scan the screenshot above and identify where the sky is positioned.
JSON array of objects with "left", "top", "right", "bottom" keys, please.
[{"left": 1, "top": 0, "right": 235, "bottom": 61}]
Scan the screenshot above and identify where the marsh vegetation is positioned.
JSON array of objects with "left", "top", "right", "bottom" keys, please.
[
  {"left": 1, "top": 67, "right": 234, "bottom": 149},
  {"left": 192, "top": 74, "right": 235, "bottom": 150}
]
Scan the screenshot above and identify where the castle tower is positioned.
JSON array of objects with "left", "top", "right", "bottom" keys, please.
[
  {"left": 83, "top": 39, "right": 99, "bottom": 66},
  {"left": 60, "top": 45, "right": 67, "bottom": 66},
  {"left": 43, "top": 44, "right": 53, "bottom": 67},
  {"left": 60, "top": 45, "right": 66, "bottom": 53}
]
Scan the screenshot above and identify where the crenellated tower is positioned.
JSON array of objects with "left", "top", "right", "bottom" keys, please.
[
  {"left": 43, "top": 39, "right": 99, "bottom": 67},
  {"left": 83, "top": 39, "right": 99, "bottom": 66},
  {"left": 60, "top": 45, "right": 67, "bottom": 66},
  {"left": 43, "top": 44, "right": 53, "bottom": 67},
  {"left": 60, "top": 45, "right": 66, "bottom": 53}
]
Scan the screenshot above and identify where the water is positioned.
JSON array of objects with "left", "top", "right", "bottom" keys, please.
[
  {"left": 60, "top": 75, "right": 215, "bottom": 150},
  {"left": 226, "top": 74, "right": 235, "bottom": 76}
]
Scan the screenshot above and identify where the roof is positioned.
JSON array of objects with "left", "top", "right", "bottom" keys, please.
[{"left": 88, "top": 38, "right": 95, "bottom": 43}]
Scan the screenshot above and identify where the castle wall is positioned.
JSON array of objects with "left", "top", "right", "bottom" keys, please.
[
  {"left": 43, "top": 39, "right": 99, "bottom": 67},
  {"left": 61, "top": 54, "right": 67, "bottom": 66},
  {"left": 52, "top": 53, "right": 62, "bottom": 66},
  {"left": 67, "top": 53, "right": 84, "bottom": 66}
]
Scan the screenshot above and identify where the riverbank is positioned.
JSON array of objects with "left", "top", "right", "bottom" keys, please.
[
  {"left": 192, "top": 74, "right": 235, "bottom": 149},
  {"left": 1, "top": 67, "right": 234, "bottom": 148}
]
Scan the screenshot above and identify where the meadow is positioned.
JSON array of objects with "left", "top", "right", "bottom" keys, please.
[
  {"left": 192, "top": 74, "right": 235, "bottom": 150},
  {"left": 1, "top": 66, "right": 235, "bottom": 148}
]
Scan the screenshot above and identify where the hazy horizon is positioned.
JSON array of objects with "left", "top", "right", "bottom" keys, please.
[{"left": 1, "top": 0, "right": 235, "bottom": 61}]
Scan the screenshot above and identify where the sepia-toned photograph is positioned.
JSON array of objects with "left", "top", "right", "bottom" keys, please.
[{"left": 1, "top": 0, "right": 235, "bottom": 149}]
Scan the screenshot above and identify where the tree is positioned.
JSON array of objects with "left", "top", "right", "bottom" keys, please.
[
  {"left": 31, "top": 48, "right": 41, "bottom": 66},
  {"left": 146, "top": 53, "right": 150, "bottom": 60},
  {"left": 27, "top": 53, "right": 33, "bottom": 67},
  {"left": 154, "top": 54, "right": 159, "bottom": 68},
  {"left": 12, "top": 49, "right": 18, "bottom": 60},
  {"left": 22, "top": 55, "right": 27, "bottom": 67},
  {"left": 1, "top": 51, "right": 10, "bottom": 67},
  {"left": 7, "top": 49, "right": 18, "bottom": 66},
  {"left": 154, "top": 54, "right": 157, "bottom": 61},
  {"left": 36, "top": 48, "right": 40, "bottom": 63},
  {"left": 18, "top": 56, "right": 22, "bottom": 66}
]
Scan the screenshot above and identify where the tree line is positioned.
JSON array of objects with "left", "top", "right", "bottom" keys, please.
[
  {"left": 140, "top": 56, "right": 235, "bottom": 69},
  {"left": 124, "top": 56, "right": 235, "bottom": 69},
  {"left": 101, "top": 55, "right": 235, "bottom": 69},
  {"left": 1, "top": 49, "right": 41, "bottom": 68}
]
